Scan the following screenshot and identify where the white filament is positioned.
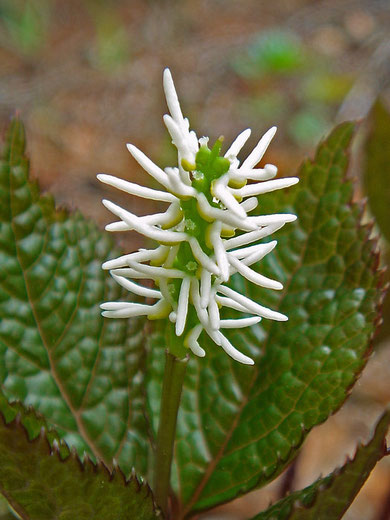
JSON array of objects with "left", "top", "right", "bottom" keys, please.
[{"left": 99, "top": 68, "right": 298, "bottom": 365}]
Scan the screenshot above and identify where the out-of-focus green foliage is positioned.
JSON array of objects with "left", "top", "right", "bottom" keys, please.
[
  {"left": 86, "top": 4, "right": 131, "bottom": 72},
  {"left": 287, "top": 107, "right": 329, "bottom": 147},
  {"left": 0, "top": 391, "right": 159, "bottom": 520},
  {"left": 302, "top": 74, "right": 352, "bottom": 104},
  {"left": 232, "top": 30, "right": 306, "bottom": 79},
  {"left": 232, "top": 29, "right": 352, "bottom": 147},
  {"left": 0, "top": 0, "right": 51, "bottom": 57}
]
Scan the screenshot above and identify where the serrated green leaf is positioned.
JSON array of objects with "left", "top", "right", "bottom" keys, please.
[
  {"left": 251, "top": 410, "right": 390, "bottom": 520},
  {"left": 363, "top": 100, "right": 390, "bottom": 345},
  {"left": 363, "top": 99, "right": 390, "bottom": 244},
  {"left": 145, "top": 123, "right": 384, "bottom": 516},
  {"left": 0, "top": 392, "right": 160, "bottom": 520},
  {"left": 0, "top": 119, "right": 151, "bottom": 478}
]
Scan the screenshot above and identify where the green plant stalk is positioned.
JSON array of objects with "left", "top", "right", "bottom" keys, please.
[{"left": 154, "top": 347, "right": 188, "bottom": 517}]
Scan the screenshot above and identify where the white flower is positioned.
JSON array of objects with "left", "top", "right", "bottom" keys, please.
[{"left": 99, "top": 68, "right": 298, "bottom": 365}]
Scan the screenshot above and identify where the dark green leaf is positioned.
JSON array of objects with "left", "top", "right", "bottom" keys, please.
[
  {"left": 363, "top": 99, "right": 390, "bottom": 345},
  {"left": 0, "top": 119, "right": 151, "bottom": 478},
  {"left": 363, "top": 99, "right": 390, "bottom": 244},
  {"left": 251, "top": 410, "right": 390, "bottom": 520},
  {"left": 0, "top": 391, "right": 159, "bottom": 520},
  {"left": 146, "top": 123, "right": 384, "bottom": 516}
]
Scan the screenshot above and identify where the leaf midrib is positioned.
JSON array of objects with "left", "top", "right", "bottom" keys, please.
[
  {"left": 7, "top": 127, "right": 111, "bottom": 468},
  {"left": 180, "top": 127, "right": 351, "bottom": 517}
]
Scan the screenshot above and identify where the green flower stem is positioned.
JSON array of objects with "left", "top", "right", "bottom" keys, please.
[{"left": 154, "top": 349, "right": 188, "bottom": 517}]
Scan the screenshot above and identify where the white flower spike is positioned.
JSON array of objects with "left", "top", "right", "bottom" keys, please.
[{"left": 99, "top": 68, "right": 299, "bottom": 365}]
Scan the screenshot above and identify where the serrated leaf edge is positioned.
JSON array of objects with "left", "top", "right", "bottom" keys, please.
[
  {"left": 183, "top": 122, "right": 388, "bottom": 516},
  {"left": 0, "top": 401, "right": 162, "bottom": 517},
  {"left": 254, "top": 409, "right": 390, "bottom": 519},
  {"left": 1, "top": 117, "right": 152, "bottom": 476}
]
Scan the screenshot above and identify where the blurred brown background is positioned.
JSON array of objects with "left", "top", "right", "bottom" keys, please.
[{"left": 1, "top": 1, "right": 390, "bottom": 519}]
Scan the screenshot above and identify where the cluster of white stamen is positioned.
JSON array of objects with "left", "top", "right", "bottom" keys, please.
[{"left": 99, "top": 68, "right": 298, "bottom": 365}]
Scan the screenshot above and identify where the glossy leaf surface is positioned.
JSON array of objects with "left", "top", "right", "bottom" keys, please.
[
  {"left": 251, "top": 410, "right": 390, "bottom": 520},
  {"left": 146, "top": 123, "right": 383, "bottom": 516},
  {"left": 0, "top": 119, "right": 150, "bottom": 477},
  {"left": 0, "top": 392, "right": 159, "bottom": 520}
]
